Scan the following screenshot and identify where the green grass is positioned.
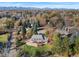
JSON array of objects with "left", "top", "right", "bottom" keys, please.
[{"left": 0, "top": 33, "right": 9, "bottom": 43}]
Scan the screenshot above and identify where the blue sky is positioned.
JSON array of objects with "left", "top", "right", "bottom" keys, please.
[{"left": 0, "top": 2, "right": 79, "bottom": 9}]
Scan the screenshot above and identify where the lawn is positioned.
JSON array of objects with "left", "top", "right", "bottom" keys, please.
[{"left": 0, "top": 33, "right": 9, "bottom": 43}]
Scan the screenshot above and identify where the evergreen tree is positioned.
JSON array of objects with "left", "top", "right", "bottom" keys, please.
[
  {"left": 52, "top": 33, "right": 63, "bottom": 56},
  {"left": 62, "top": 36, "right": 70, "bottom": 56},
  {"left": 21, "top": 21, "right": 26, "bottom": 39},
  {"left": 52, "top": 33, "right": 70, "bottom": 56},
  {"left": 32, "top": 21, "right": 38, "bottom": 34},
  {"left": 36, "top": 20, "right": 40, "bottom": 27},
  {"left": 26, "top": 20, "right": 31, "bottom": 28}
]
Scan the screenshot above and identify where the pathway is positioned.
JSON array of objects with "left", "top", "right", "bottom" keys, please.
[{"left": 3, "top": 31, "right": 17, "bottom": 57}]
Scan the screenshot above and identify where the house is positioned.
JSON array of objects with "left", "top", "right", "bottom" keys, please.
[
  {"left": 55, "top": 26, "right": 78, "bottom": 37},
  {"left": 26, "top": 34, "right": 48, "bottom": 47},
  {"left": 66, "top": 27, "right": 79, "bottom": 44},
  {"left": 55, "top": 29, "right": 69, "bottom": 37},
  {"left": 55, "top": 26, "right": 79, "bottom": 45},
  {"left": 30, "top": 34, "right": 48, "bottom": 44}
]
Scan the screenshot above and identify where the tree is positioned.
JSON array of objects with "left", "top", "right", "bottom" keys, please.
[
  {"left": 32, "top": 21, "right": 38, "bottom": 34},
  {"left": 4, "top": 18, "right": 14, "bottom": 29},
  {"left": 19, "top": 45, "right": 38, "bottom": 57},
  {"left": 62, "top": 36, "right": 70, "bottom": 56},
  {"left": 41, "top": 44, "right": 53, "bottom": 56},
  {"left": 36, "top": 20, "right": 40, "bottom": 27},
  {"left": 48, "top": 14, "right": 65, "bottom": 29},
  {"left": 18, "top": 44, "right": 53, "bottom": 57},
  {"left": 45, "top": 30, "right": 49, "bottom": 37},
  {"left": 32, "top": 20, "right": 40, "bottom": 34},
  {"left": 74, "top": 36, "right": 79, "bottom": 54},
  {"left": 26, "top": 20, "right": 31, "bottom": 28},
  {"left": 52, "top": 33, "right": 63, "bottom": 56},
  {"left": 26, "top": 28, "right": 33, "bottom": 38},
  {"left": 15, "top": 19, "right": 22, "bottom": 27},
  {"left": 16, "top": 39, "right": 25, "bottom": 47},
  {"left": 21, "top": 21, "right": 26, "bottom": 39}
]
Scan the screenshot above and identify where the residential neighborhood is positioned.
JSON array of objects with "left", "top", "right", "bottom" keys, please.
[{"left": 0, "top": 2, "right": 79, "bottom": 57}]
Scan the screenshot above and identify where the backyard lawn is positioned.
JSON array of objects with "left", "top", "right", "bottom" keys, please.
[{"left": 0, "top": 33, "right": 9, "bottom": 43}]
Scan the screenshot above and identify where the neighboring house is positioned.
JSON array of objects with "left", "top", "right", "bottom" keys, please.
[
  {"left": 56, "top": 26, "right": 79, "bottom": 45},
  {"left": 30, "top": 34, "right": 48, "bottom": 44},
  {"left": 56, "top": 26, "right": 78, "bottom": 37},
  {"left": 55, "top": 29, "right": 69, "bottom": 37},
  {"left": 67, "top": 27, "right": 79, "bottom": 44}
]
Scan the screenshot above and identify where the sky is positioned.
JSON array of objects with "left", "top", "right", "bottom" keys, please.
[{"left": 0, "top": 2, "right": 79, "bottom": 9}]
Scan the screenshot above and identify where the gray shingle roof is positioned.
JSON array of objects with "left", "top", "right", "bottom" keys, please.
[{"left": 31, "top": 34, "right": 48, "bottom": 42}]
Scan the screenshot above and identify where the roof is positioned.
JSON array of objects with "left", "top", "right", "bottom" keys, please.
[
  {"left": 56, "top": 29, "right": 69, "bottom": 35},
  {"left": 56, "top": 26, "right": 78, "bottom": 35},
  {"left": 31, "top": 34, "right": 48, "bottom": 42}
]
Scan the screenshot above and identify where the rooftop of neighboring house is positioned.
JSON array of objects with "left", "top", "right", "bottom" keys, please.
[
  {"left": 55, "top": 29, "right": 69, "bottom": 35},
  {"left": 56, "top": 26, "right": 78, "bottom": 35}
]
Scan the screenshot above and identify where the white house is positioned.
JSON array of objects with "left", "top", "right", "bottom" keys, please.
[{"left": 30, "top": 34, "right": 48, "bottom": 44}]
